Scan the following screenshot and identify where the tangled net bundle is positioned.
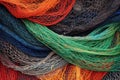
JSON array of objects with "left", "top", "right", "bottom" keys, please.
[
  {"left": 24, "top": 20, "right": 120, "bottom": 71},
  {"left": 0, "top": 39, "right": 67, "bottom": 75},
  {"left": 0, "top": 5, "right": 51, "bottom": 57},
  {"left": 0, "top": 0, "right": 120, "bottom": 80}
]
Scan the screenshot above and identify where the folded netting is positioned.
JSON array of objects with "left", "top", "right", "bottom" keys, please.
[
  {"left": 0, "top": 39, "right": 107, "bottom": 79},
  {"left": 24, "top": 20, "right": 120, "bottom": 71},
  {"left": 0, "top": 62, "right": 39, "bottom": 80},
  {"left": 104, "top": 9, "right": 120, "bottom": 25},
  {"left": 37, "top": 64, "right": 107, "bottom": 80},
  {"left": 0, "top": 61, "right": 107, "bottom": 80},
  {"left": 49, "top": 0, "right": 120, "bottom": 35},
  {"left": 0, "top": 0, "right": 75, "bottom": 26},
  {"left": 0, "top": 5, "right": 50, "bottom": 48},
  {"left": 0, "top": 24, "right": 50, "bottom": 57},
  {"left": 103, "top": 72, "right": 120, "bottom": 80},
  {"left": 0, "top": 39, "right": 67, "bottom": 75},
  {"left": 0, "top": 5, "right": 51, "bottom": 57}
]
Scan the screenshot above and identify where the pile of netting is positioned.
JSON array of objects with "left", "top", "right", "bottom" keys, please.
[
  {"left": 0, "top": 0, "right": 120, "bottom": 80},
  {"left": 0, "top": 0, "right": 75, "bottom": 26}
]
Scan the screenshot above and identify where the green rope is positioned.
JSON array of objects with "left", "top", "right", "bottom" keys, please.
[{"left": 23, "top": 19, "right": 120, "bottom": 71}]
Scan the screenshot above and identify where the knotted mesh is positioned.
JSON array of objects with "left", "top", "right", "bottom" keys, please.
[
  {"left": 0, "top": 61, "right": 107, "bottom": 80},
  {"left": 0, "top": 24, "right": 50, "bottom": 57},
  {"left": 0, "top": 39, "right": 67, "bottom": 75},
  {"left": 0, "top": 0, "right": 75, "bottom": 26},
  {"left": 37, "top": 64, "right": 107, "bottom": 80},
  {"left": 103, "top": 72, "right": 120, "bottom": 80},
  {"left": 0, "top": 62, "right": 39, "bottom": 80},
  {"left": 49, "top": 0, "right": 120, "bottom": 35},
  {"left": 0, "top": 5, "right": 51, "bottom": 57},
  {"left": 24, "top": 20, "right": 120, "bottom": 71}
]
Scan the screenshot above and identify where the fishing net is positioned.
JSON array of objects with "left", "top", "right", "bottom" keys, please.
[
  {"left": 0, "top": 39, "right": 67, "bottom": 75},
  {"left": 0, "top": 61, "right": 107, "bottom": 80},
  {"left": 0, "top": 24, "right": 50, "bottom": 57},
  {"left": 0, "top": 5, "right": 49, "bottom": 47},
  {"left": 0, "top": 36, "right": 107, "bottom": 79},
  {"left": 24, "top": 20, "right": 120, "bottom": 71},
  {"left": 0, "top": 0, "right": 75, "bottom": 26},
  {"left": 0, "top": 62, "right": 39, "bottom": 80},
  {"left": 0, "top": 18, "right": 108, "bottom": 80},
  {"left": 0, "top": 2, "right": 120, "bottom": 79},
  {"left": 0, "top": 49, "right": 118, "bottom": 80},
  {"left": 49, "top": 0, "right": 120, "bottom": 35},
  {"left": 104, "top": 9, "right": 120, "bottom": 25},
  {"left": 103, "top": 72, "right": 120, "bottom": 80},
  {"left": 101, "top": 11, "right": 120, "bottom": 77},
  {"left": 38, "top": 64, "right": 107, "bottom": 80},
  {"left": 0, "top": 5, "right": 51, "bottom": 57}
]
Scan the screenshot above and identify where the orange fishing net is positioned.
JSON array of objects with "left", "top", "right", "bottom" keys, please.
[
  {"left": 0, "top": 62, "right": 39, "bottom": 80},
  {"left": 38, "top": 64, "right": 107, "bottom": 80},
  {"left": 0, "top": 0, "right": 75, "bottom": 26},
  {"left": 0, "top": 59, "right": 107, "bottom": 80}
]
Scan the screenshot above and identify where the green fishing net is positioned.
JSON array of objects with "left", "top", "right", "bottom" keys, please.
[{"left": 23, "top": 20, "right": 120, "bottom": 71}]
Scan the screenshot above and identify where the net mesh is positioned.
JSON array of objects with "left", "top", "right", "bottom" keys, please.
[
  {"left": 0, "top": 5, "right": 47, "bottom": 47},
  {"left": 0, "top": 62, "right": 39, "bottom": 80},
  {"left": 0, "top": 0, "right": 120, "bottom": 79},
  {"left": 103, "top": 72, "right": 120, "bottom": 80},
  {"left": 0, "top": 5, "right": 51, "bottom": 57},
  {"left": 0, "top": 39, "right": 67, "bottom": 75},
  {"left": 0, "top": 38, "right": 107, "bottom": 79},
  {"left": 24, "top": 20, "right": 120, "bottom": 71},
  {"left": 38, "top": 64, "right": 107, "bottom": 80},
  {"left": 0, "top": 0, "right": 75, "bottom": 26},
  {"left": 0, "top": 61, "right": 107, "bottom": 80},
  {"left": 49, "top": 0, "right": 120, "bottom": 35},
  {"left": 0, "top": 25, "right": 50, "bottom": 58}
]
